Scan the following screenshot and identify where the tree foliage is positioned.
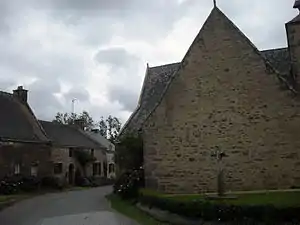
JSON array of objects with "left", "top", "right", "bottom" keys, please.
[
  {"left": 53, "top": 111, "right": 94, "bottom": 130},
  {"left": 115, "top": 134, "right": 143, "bottom": 172},
  {"left": 53, "top": 111, "right": 121, "bottom": 140}
]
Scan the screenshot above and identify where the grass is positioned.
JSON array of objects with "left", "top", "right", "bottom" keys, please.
[
  {"left": 106, "top": 194, "right": 169, "bottom": 225},
  {"left": 140, "top": 188, "right": 300, "bottom": 208}
]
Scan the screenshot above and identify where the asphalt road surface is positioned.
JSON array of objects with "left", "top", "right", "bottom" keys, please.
[{"left": 0, "top": 186, "right": 139, "bottom": 225}]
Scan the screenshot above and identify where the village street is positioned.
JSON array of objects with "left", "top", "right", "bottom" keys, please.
[{"left": 0, "top": 186, "right": 138, "bottom": 225}]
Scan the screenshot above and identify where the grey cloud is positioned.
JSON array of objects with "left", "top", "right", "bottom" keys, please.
[
  {"left": 27, "top": 79, "right": 63, "bottom": 120},
  {"left": 95, "top": 47, "right": 139, "bottom": 69},
  {"left": 64, "top": 87, "right": 90, "bottom": 102},
  {"left": 109, "top": 86, "right": 139, "bottom": 112},
  {"left": 94, "top": 47, "right": 142, "bottom": 111}
]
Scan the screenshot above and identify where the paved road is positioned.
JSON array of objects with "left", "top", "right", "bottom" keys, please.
[{"left": 0, "top": 186, "right": 139, "bottom": 225}]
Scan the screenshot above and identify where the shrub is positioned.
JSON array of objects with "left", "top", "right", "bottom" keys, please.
[
  {"left": 138, "top": 191, "right": 300, "bottom": 223},
  {"left": 0, "top": 174, "right": 42, "bottom": 195},
  {"left": 113, "top": 167, "right": 144, "bottom": 200},
  {"left": 41, "top": 176, "right": 63, "bottom": 190}
]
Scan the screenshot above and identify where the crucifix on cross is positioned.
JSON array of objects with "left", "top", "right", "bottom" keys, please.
[{"left": 211, "top": 146, "right": 228, "bottom": 196}]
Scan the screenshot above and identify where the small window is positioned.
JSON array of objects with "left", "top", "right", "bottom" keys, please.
[
  {"left": 109, "top": 163, "right": 114, "bottom": 173},
  {"left": 14, "top": 164, "right": 20, "bottom": 174},
  {"left": 31, "top": 166, "right": 38, "bottom": 176},
  {"left": 69, "top": 148, "right": 74, "bottom": 157},
  {"left": 91, "top": 149, "right": 94, "bottom": 157},
  {"left": 92, "top": 162, "right": 101, "bottom": 176},
  {"left": 54, "top": 163, "right": 63, "bottom": 174}
]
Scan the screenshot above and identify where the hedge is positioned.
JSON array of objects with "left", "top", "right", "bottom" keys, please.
[{"left": 138, "top": 190, "right": 300, "bottom": 223}]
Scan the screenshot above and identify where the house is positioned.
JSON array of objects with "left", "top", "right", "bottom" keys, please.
[
  {"left": 0, "top": 85, "right": 107, "bottom": 184},
  {"left": 122, "top": 2, "right": 300, "bottom": 194},
  {"left": 39, "top": 120, "right": 107, "bottom": 184},
  {"left": 0, "top": 86, "right": 52, "bottom": 178},
  {"left": 85, "top": 129, "right": 116, "bottom": 179}
]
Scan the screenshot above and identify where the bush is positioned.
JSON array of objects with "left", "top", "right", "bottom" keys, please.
[
  {"left": 113, "top": 167, "right": 144, "bottom": 200},
  {"left": 138, "top": 191, "right": 300, "bottom": 223},
  {"left": 41, "top": 176, "right": 63, "bottom": 190},
  {"left": 0, "top": 174, "right": 41, "bottom": 195}
]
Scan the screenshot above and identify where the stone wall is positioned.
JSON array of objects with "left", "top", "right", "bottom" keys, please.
[
  {"left": 51, "top": 147, "right": 78, "bottom": 182},
  {"left": 143, "top": 8, "right": 300, "bottom": 194},
  {"left": 0, "top": 142, "right": 52, "bottom": 178}
]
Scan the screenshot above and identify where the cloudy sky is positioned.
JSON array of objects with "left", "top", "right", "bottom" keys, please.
[{"left": 0, "top": 0, "right": 298, "bottom": 125}]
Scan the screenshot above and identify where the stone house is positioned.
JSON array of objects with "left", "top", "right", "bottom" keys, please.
[
  {"left": 0, "top": 86, "right": 52, "bottom": 178},
  {"left": 0, "top": 86, "right": 107, "bottom": 184},
  {"left": 122, "top": 2, "right": 300, "bottom": 194},
  {"left": 85, "top": 129, "right": 116, "bottom": 178},
  {"left": 40, "top": 120, "right": 107, "bottom": 184}
]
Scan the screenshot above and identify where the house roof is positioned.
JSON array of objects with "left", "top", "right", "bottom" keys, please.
[
  {"left": 39, "top": 120, "right": 102, "bottom": 149},
  {"left": 120, "top": 7, "right": 295, "bottom": 136},
  {"left": 0, "top": 91, "right": 49, "bottom": 143},
  {"left": 85, "top": 131, "right": 115, "bottom": 152},
  {"left": 119, "top": 62, "right": 180, "bottom": 136}
]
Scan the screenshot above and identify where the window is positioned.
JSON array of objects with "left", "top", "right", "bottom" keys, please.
[
  {"left": 92, "top": 162, "right": 101, "bottom": 176},
  {"left": 91, "top": 149, "right": 94, "bottom": 157},
  {"left": 14, "top": 164, "right": 20, "bottom": 174},
  {"left": 69, "top": 148, "right": 74, "bottom": 157},
  {"left": 54, "top": 163, "right": 63, "bottom": 174},
  {"left": 31, "top": 166, "right": 38, "bottom": 176},
  {"left": 109, "top": 163, "right": 114, "bottom": 173}
]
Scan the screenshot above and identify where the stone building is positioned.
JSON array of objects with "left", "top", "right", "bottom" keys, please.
[
  {"left": 85, "top": 130, "right": 116, "bottom": 179},
  {"left": 122, "top": 2, "right": 300, "bottom": 194},
  {"left": 40, "top": 120, "right": 107, "bottom": 184},
  {"left": 0, "top": 86, "right": 52, "bottom": 178},
  {"left": 0, "top": 86, "right": 107, "bottom": 184}
]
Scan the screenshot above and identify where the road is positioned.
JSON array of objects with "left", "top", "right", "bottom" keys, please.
[{"left": 0, "top": 186, "right": 139, "bottom": 225}]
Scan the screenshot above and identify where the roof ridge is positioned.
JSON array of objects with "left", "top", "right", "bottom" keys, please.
[{"left": 149, "top": 62, "right": 181, "bottom": 69}]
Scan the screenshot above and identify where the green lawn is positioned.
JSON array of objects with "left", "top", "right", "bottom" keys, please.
[
  {"left": 106, "top": 194, "right": 169, "bottom": 225},
  {"left": 141, "top": 189, "right": 300, "bottom": 208}
]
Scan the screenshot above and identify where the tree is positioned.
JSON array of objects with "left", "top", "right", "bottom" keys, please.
[
  {"left": 98, "top": 117, "right": 108, "bottom": 137},
  {"left": 106, "top": 115, "right": 121, "bottom": 143},
  {"left": 115, "top": 134, "right": 143, "bottom": 173},
  {"left": 53, "top": 111, "right": 94, "bottom": 130}
]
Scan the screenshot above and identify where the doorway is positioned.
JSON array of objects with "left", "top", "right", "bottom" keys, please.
[{"left": 68, "top": 164, "right": 74, "bottom": 185}]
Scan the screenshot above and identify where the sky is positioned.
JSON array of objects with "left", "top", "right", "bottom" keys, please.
[{"left": 0, "top": 0, "right": 298, "bottom": 125}]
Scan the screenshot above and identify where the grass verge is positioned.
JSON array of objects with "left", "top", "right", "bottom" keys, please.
[
  {"left": 140, "top": 188, "right": 300, "bottom": 207},
  {"left": 106, "top": 194, "right": 169, "bottom": 225}
]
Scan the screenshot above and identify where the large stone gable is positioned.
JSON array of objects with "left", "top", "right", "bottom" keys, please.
[{"left": 143, "top": 7, "right": 300, "bottom": 194}]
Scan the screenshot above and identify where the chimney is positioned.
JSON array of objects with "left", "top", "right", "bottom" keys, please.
[
  {"left": 91, "top": 129, "right": 100, "bottom": 134},
  {"left": 286, "top": 1, "right": 300, "bottom": 89},
  {"left": 74, "top": 119, "right": 85, "bottom": 130},
  {"left": 13, "top": 86, "right": 28, "bottom": 103}
]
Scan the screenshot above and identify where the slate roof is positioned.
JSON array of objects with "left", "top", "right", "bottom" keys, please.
[
  {"left": 261, "top": 48, "right": 291, "bottom": 75},
  {"left": 0, "top": 91, "right": 49, "bottom": 143},
  {"left": 120, "top": 8, "right": 296, "bottom": 137},
  {"left": 39, "top": 120, "right": 102, "bottom": 149},
  {"left": 119, "top": 62, "right": 180, "bottom": 136},
  {"left": 85, "top": 131, "right": 115, "bottom": 152}
]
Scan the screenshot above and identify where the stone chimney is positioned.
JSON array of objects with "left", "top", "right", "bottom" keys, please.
[
  {"left": 91, "top": 129, "right": 100, "bottom": 134},
  {"left": 13, "top": 86, "right": 28, "bottom": 103},
  {"left": 286, "top": 1, "right": 300, "bottom": 88},
  {"left": 74, "top": 119, "right": 85, "bottom": 130}
]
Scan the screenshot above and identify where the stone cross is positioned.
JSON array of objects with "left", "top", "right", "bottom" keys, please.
[{"left": 211, "top": 146, "right": 227, "bottom": 196}]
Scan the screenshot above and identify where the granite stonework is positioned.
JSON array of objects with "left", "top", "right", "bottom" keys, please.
[{"left": 142, "top": 7, "right": 300, "bottom": 194}]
